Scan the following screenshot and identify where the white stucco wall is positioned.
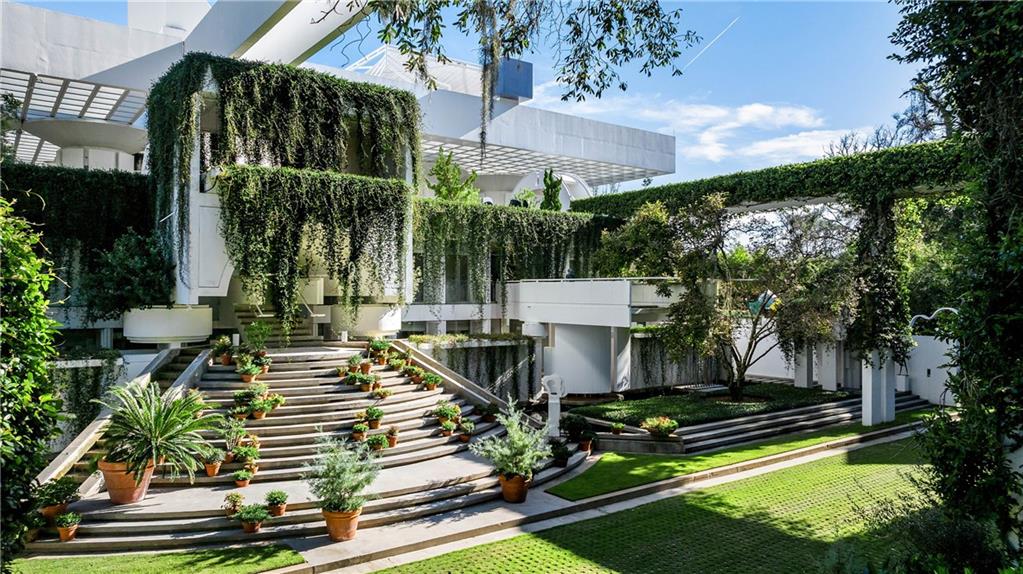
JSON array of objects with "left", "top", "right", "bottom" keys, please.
[
  {"left": 904, "top": 336, "right": 956, "bottom": 406},
  {"left": 548, "top": 324, "right": 612, "bottom": 395}
]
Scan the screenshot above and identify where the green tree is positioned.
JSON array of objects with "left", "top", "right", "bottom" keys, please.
[
  {"left": 540, "top": 169, "right": 562, "bottom": 211},
  {"left": 427, "top": 148, "right": 480, "bottom": 203},
  {"left": 0, "top": 196, "right": 63, "bottom": 569},
  {"left": 592, "top": 201, "right": 674, "bottom": 277}
]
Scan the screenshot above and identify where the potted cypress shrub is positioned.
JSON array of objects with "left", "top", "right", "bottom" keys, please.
[
  {"left": 366, "top": 434, "right": 388, "bottom": 452},
  {"left": 469, "top": 401, "right": 551, "bottom": 503},
  {"left": 211, "top": 335, "right": 234, "bottom": 366},
  {"left": 304, "top": 437, "right": 380, "bottom": 541},
  {"left": 55, "top": 512, "right": 81, "bottom": 542},
  {"left": 94, "top": 383, "right": 219, "bottom": 504},
  {"left": 203, "top": 449, "right": 225, "bottom": 477},
  {"left": 233, "top": 469, "right": 254, "bottom": 488},
  {"left": 265, "top": 490, "right": 289, "bottom": 517},
  {"left": 34, "top": 476, "right": 80, "bottom": 521},
  {"left": 386, "top": 426, "right": 400, "bottom": 447},
  {"left": 364, "top": 406, "right": 384, "bottom": 429},
  {"left": 235, "top": 504, "right": 271, "bottom": 533}
]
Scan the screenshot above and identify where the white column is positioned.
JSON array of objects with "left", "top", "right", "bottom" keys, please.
[
  {"left": 99, "top": 328, "right": 114, "bottom": 349},
  {"left": 793, "top": 343, "right": 814, "bottom": 388},
  {"left": 862, "top": 350, "right": 897, "bottom": 426},
  {"left": 816, "top": 341, "right": 844, "bottom": 391},
  {"left": 542, "top": 375, "right": 565, "bottom": 439}
]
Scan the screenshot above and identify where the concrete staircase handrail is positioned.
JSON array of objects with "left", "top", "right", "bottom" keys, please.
[
  {"left": 34, "top": 349, "right": 179, "bottom": 488},
  {"left": 163, "top": 349, "right": 212, "bottom": 401}
]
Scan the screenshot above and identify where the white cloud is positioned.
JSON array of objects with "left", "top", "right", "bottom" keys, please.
[{"left": 737, "top": 127, "right": 871, "bottom": 162}]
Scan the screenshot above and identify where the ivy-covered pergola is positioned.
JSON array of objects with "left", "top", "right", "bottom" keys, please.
[{"left": 572, "top": 139, "right": 972, "bottom": 426}]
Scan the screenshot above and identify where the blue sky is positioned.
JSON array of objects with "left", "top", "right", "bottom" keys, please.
[{"left": 20, "top": 1, "right": 920, "bottom": 186}]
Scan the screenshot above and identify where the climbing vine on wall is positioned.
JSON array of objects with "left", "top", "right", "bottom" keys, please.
[
  {"left": 412, "top": 198, "right": 613, "bottom": 306},
  {"left": 215, "top": 164, "right": 411, "bottom": 332},
  {"left": 50, "top": 349, "right": 124, "bottom": 435},
  {"left": 148, "top": 52, "right": 422, "bottom": 278}
]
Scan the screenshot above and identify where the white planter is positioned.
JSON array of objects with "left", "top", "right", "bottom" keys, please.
[
  {"left": 331, "top": 304, "right": 401, "bottom": 337},
  {"left": 122, "top": 306, "right": 212, "bottom": 344}
]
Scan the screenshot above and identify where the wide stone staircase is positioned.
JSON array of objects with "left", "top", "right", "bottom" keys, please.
[
  {"left": 679, "top": 391, "right": 930, "bottom": 453},
  {"left": 28, "top": 345, "right": 584, "bottom": 554},
  {"left": 236, "top": 305, "right": 324, "bottom": 347}
]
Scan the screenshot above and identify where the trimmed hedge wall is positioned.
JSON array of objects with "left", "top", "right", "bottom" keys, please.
[{"left": 571, "top": 140, "right": 973, "bottom": 217}]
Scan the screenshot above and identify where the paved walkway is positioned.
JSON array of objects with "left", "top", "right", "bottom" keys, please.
[{"left": 268, "top": 426, "right": 919, "bottom": 574}]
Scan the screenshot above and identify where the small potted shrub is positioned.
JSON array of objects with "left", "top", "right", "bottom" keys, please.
[
  {"left": 233, "top": 469, "right": 254, "bottom": 487},
  {"left": 236, "top": 361, "right": 262, "bottom": 384},
  {"left": 549, "top": 438, "right": 571, "bottom": 467},
  {"left": 364, "top": 406, "right": 384, "bottom": 429},
  {"left": 252, "top": 354, "right": 273, "bottom": 374},
  {"left": 579, "top": 430, "right": 597, "bottom": 453},
  {"left": 232, "top": 445, "right": 259, "bottom": 464},
  {"left": 387, "top": 357, "right": 407, "bottom": 372},
  {"left": 347, "top": 355, "right": 361, "bottom": 374},
  {"left": 351, "top": 423, "right": 369, "bottom": 441},
  {"left": 222, "top": 492, "right": 244, "bottom": 517},
  {"left": 221, "top": 419, "right": 247, "bottom": 463},
  {"left": 611, "top": 422, "right": 625, "bottom": 435},
  {"left": 371, "top": 376, "right": 383, "bottom": 391},
  {"left": 366, "top": 434, "right": 389, "bottom": 452},
  {"left": 211, "top": 335, "right": 234, "bottom": 366},
  {"left": 348, "top": 372, "right": 375, "bottom": 392},
  {"left": 479, "top": 403, "right": 500, "bottom": 423},
  {"left": 245, "top": 460, "right": 260, "bottom": 476},
  {"left": 469, "top": 401, "right": 551, "bottom": 503},
  {"left": 265, "top": 490, "right": 289, "bottom": 517},
  {"left": 244, "top": 321, "right": 273, "bottom": 356},
  {"left": 640, "top": 416, "right": 679, "bottom": 438},
  {"left": 34, "top": 476, "right": 80, "bottom": 521},
  {"left": 403, "top": 365, "right": 425, "bottom": 384},
  {"left": 422, "top": 373, "right": 442, "bottom": 391},
  {"left": 267, "top": 393, "right": 286, "bottom": 411},
  {"left": 23, "top": 512, "right": 46, "bottom": 543},
  {"left": 305, "top": 437, "right": 380, "bottom": 541},
  {"left": 369, "top": 339, "right": 391, "bottom": 359},
  {"left": 235, "top": 504, "right": 271, "bottom": 533},
  {"left": 432, "top": 401, "right": 461, "bottom": 425},
  {"left": 372, "top": 387, "right": 393, "bottom": 400},
  {"left": 560, "top": 414, "right": 591, "bottom": 442},
  {"left": 231, "top": 405, "right": 250, "bottom": 420},
  {"left": 249, "top": 398, "right": 272, "bottom": 420},
  {"left": 458, "top": 420, "right": 475, "bottom": 442},
  {"left": 386, "top": 426, "right": 400, "bottom": 447},
  {"left": 203, "top": 449, "right": 225, "bottom": 477},
  {"left": 359, "top": 358, "right": 372, "bottom": 375},
  {"left": 439, "top": 420, "right": 457, "bottom": 437},
  {"left": 55, "top": 512, "right": 81, "bottom": 542}
]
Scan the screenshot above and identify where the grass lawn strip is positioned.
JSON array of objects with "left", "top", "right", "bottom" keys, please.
[
  {"left": 547, "top": 409, "right": 929, "bottom": 501},
  {"left": 570, "top": 383, "right": 852, "bottom": 428},
  {"left": 12, "top": 544, "right": 305, "bottom": 574},
  {"left": 374, "top": 439, "right": 925, "bottom": 574}
]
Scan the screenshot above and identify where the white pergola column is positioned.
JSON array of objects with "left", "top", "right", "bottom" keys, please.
[
  {"left": 816, "top": 341, "right": 844, "bottom": 391},
  {"left": 861, "top": 350, "right": 897, "bottom": 426},
  {"left": 793, "top": 343, "right": 814, "bottom": 388}
]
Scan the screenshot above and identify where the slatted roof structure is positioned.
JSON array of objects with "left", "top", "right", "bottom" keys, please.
[{"left": 1, "top": 68, "right": 147, "bottom": 164}]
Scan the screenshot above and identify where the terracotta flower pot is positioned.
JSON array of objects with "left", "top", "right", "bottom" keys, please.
[
  {"left": 40, "top": 503, "right": 68, "bottom": 521},
  {"left": 611, "top": 428, "right": 622, "bottom": 435},
  {"left": 348, "top": 366, "right": 358, "bottom": 374},
  {"left": 368, "top": 419, "right": 381, "bottom": 430},
  {"left": 371, "top": 443, "right": 384, "bottom": 452},
  {"left": 258, "top": 350, "right": 268, "bottom": 357},
  {"left": 425, "top": 383, "right": 437, "bottom": 391},
  {"left": 359, "top": 383, "right": 372, "bottom": 392},
  {"left": 322, "top": 508, "right": 362, "bottom": 541},
  {"left": 411, "top": 375, "right": 423, "bottom": 384},
  {"left": 235, "top": 479, "right": 250, "bottom": 488},
  {"left": 58, "top": 525, "right": 78, "bottom": 542},
  {"left": 387, "top": 435, "right": 398, "bottom": 448},
  {"left": 483, "top": 414, "right": 497, "bottom": 423},
  {"left": 351, "top": 432, "right": 365, "bottom": 441},
  {"left": 579, "top": 439, "right": 593, "bottom": 453},
  {"left": 224, "top": 452, "right": 236, "bottom": 464},
  {"left": 376, "top": 356, "right": 386, "bottom": 366},
  {"left": 241, "top": 374, "right": 257, "bottom": 383},
  {"left": 99, "top": 459, "right": 155, "bottom": 505},
  {"left": 220, "top": 354, "right": 232, "bottom": 366},
  {"left": 373, "top": 382, "right": 383, "bottom": 391},
  {"left": 252, "top": 410, "right": 266, "bottom": 420},
  {"left": 261, "top": 365, "right": 269, "bottom": 374},
  {"left": 233, "top": 412, "right": 248, "bottom": 420},
  {"left": 242, "top": 521, "right": 262, "bottom": 533},
  {"left": 360, "top": 363, "right": 371, "bottom": 375},
  {"left": 499, "top": 474, "right": 528, "bottom": 503},
  {"left": 246, "top": 465, "right": 259, "bottom": 475},
  {"left": 269, "top": 503, "right": 287, "bottom": 517},
  {"left": 440, "top": 430, "right": 453, "bottom": 437},
  {"left": 459, "top": 434, "right": 471, "bottom": 443},
  {"left": 205, "top": 462, "right": 221, "bottom": 477}
]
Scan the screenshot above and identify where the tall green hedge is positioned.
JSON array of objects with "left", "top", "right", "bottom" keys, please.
[
  {"left": 571, "top": 140, "right": 973, "bottom": 217},
  {"left": 1, "top": 162, "right": 152, "bottom": 289}
]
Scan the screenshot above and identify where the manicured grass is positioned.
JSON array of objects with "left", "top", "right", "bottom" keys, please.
[
  {"left": 375, "top": 439, "right": 926, "bottom": 574},
  {"left": 570, "top": 383, "right": 852, "bottom": 427},
  {"left": 12, "top": 545, "right": 305, "bottom": 574},
  {"left": 548, "top": 409, "right": 930, "bottom": 501}
]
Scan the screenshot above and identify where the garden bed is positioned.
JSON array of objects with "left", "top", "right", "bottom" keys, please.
[{"left": 569, "top": 383, "right": 852, "bottom": 428}]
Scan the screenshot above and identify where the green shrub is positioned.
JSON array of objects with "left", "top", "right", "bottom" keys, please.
[
  {"left": 203, "top": 449, "right": 225, "bottom": 464},
  {"left": 366, "top": 434, "right": 389, "bottom": 450},
  {"left": 469, "top": 401, "right": 551, "bottom": 479},
  {"left": 264, "top": 490, "right": 288, "bottom": 506},
  {"left": 304, "top": 437, "right": 379, "bottom": 513},
  {"left": 233, "top": 504, "right": 270, "bottom": 523},
  {"left": 422, "top": 373, "right": 443, "bottom": 387},
  {"left": 233, "top": 470, "right": 254, "bottom": 482},
  {"left": 364, "top": 406, "right": 384, "bottom": 421},
  {"left": 54, "top": 513, "right": 81, "bottom": 528},
  {"left": 346, "top": 373, "right": 376, "bottom": 386},
  {"left": 458, "top": 421, "right": 476, "bottom": 435},
  {"left": 440, "top": 420, "right": 457, "bottom": 432},
  {"left": 540, "top": 169, "right": 562, "bottom": 211},
  {"left": 432, "top": 401, "right": 461, "bottom": 420},
  {"left": 33, "top": 477, "right": 80, "bottom": 507},
  {"left": 372, "top": 388, "right": 393, "bottom": 399},
  {"left": 244, "top": 321, "right": 272, "bottom": 351},
  {"left": 352, "top": 424, "right": 369, "bottom": 434},
  {"left": 78, "top": 230, "right": 173, "bottom": 323},
  {"left": 211, "top": 335, "right": 233, "bottom": 357},
  {"left": 560, "top": 414, "right": 591, "bottom": 440},
  {"left": 232, "top": 446, "right": 259, "bottom": 463},
  {"left": 640, "top": 416, "right": 678, "bottom": 437}
]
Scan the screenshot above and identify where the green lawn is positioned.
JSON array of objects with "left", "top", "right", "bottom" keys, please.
[
  {"left": 548, "top": 409, "right": 929, "bottom": 501},
  {"left": 12, "top": 545, "right": 304, "bottom": 574},
  {"left": 570, "top": 383, "right": 852, "bottom": 427},
  {"left": 375, "top": 439, "right": 926, "bottom": 574}
]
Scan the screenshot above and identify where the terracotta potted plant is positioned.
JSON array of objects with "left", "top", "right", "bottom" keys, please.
[
  {"left": 549, "top": 438, "right": 571, "bottom": 467},
  {"left": 432, "top": 401, "right": 461, "bottom": 425},
  {"left": 249, "top": 398, "right": 271, "bottom": 420},
  {"left": 252, "top": 354, "right": 273, "bottom": 374},
  {"left": 479, "top": 403, "right": 500, "bottom": 423},
  {"left": 640, "top": 416, "right": 679, "bottom": 439},
  {"left": 346, "top": 355, "right": 361, "bottom": 374},
  {"left": 348, "top": 373, "right": 374, "bottom": 392},
  {"left": 221, "top": 419, "right": 247, "bottom": 464},
  {"left": 403, "top": 365, "right": 425, "bottom": 384},
  {"left": 560, "top": 414, "right": 591, "bottom": 442},
  {"left": 306, "top": 437, "right": 380, "bottom": 542},
  {"left": 350, "top": 423, "right": 369, "bottom": 442},
  {"left": 469, "top": 401, "right": 551, "bottom": 503},
  {"left": 371, "top": 387, "right": 393, "bottom": 400},
  {"left": 34, "top": 476, "right": 80, "bottom": 521},
  {"left": 578, "top": 430, "right": 596, "bottom": 453},
  {"left": 439, "top": 420, "right": 456, "bottom": 437},
  {"left": 23, "top": 512, "right": 46, "bottom": 543},
  {"left": 222, "top": 493, "right": 244, "bottom": 517},
  {"left": 233, "top": 469, "right": 253, "bottom": 488},
  {"left": 232, "top": 445, "right": 259, "bottom": 467},
  {"left": 95, "top": 384, "right": 218, "bottom": 504},
  {"left": 359, "top": 359, "right": 372, "bottom": 375},
  {"left": 231, "top": 405, "right": 250, "bottom": 420},
  {"left": 458, "top": 420, "right": 475, "bottom": 443},
  {"left": 265, "top": 490, "right": 288, "bottom": 517},
  {"left": 235, "top": 504, "right": 270, "bottom": 533},
  {"left": 366, "top": 434, "right": 388, "bottom": 452},
  {"left": 422, "top": 373, "right": 442, "bottom": 391},
  {"left": 211, "top": 335, "right": 234, "bottom": 366},
  {"left": 267, "top": 393, "right": 286, "bottom": 412},
  {"left": 611, "top": 422, "right": 625, "bottom": 435},
  {"left": 237, "top": 361, "right": 262, "bottom": 384},
  {"left": 365, "top": 406, "right": 384, "bottom": 429},
  {"left": 55, "top": 512, "right": 81, "bottom": 542},
  {"left": 386, "top": 426, "right": 400, "bottom": 447},
  {"left": 371, "top": 377, "right": 383, "bottom": 391},
  {"left": 203, "top": 449, "right": 225, "bottom": 477},
  {"left": 387, "top": 357, "right": 407, "bottom": 372},
  {"left": 369, "top": 339, "right": 391, "bottom": 361}
]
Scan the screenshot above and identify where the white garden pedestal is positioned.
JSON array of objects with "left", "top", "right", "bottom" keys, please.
[
  {"left": 122, "top": 306, "right": 212, "bottom": 345},
  {"left": 331, "top": 304, "right": 401, "bottom": 338}
]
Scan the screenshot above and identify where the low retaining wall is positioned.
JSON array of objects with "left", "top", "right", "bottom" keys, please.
[
  {"left": 596, "top": 433, "right": 684, "bottom": 454},
  {"left": 408, "top": 340, "right": 534, "bottom": 402},
  {"left": 626, "top": 333, "right": 717, "bottom": 391}
]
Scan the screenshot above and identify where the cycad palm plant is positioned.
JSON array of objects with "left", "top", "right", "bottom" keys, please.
[{"left": 96, "top": 383, "right": 221, "bottom": 483}]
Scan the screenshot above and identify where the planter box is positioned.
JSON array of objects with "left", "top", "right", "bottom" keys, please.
[
  {"left": 331, "top": 304, "right": 401, "bottom": 337},
  {"left": 123, "top": 306, "right": 212, "bottom": 344}
]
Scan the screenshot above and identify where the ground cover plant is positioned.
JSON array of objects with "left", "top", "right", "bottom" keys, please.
[
  {"left": 376, "top": 439, "right": 927, "bottom": 574},
  {"left": 11, "top": 544, "right": 304, "bottom": 574},
  {"left": 570, "top": 383, "right": 850, "bottom": 428}
]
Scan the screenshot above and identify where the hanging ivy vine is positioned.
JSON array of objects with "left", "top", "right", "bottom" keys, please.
[
  {"left": 148, "top": 52, "right": 422, "bottom": 279},
  {"left": 215, "top": 164, "right": 411, "bottom": 332},
  {"left": 50, "top": 349, "right": 124, "bottom": 435},
  {"left": 412, "top": 198, "right": 613, "bottom": 306}
]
